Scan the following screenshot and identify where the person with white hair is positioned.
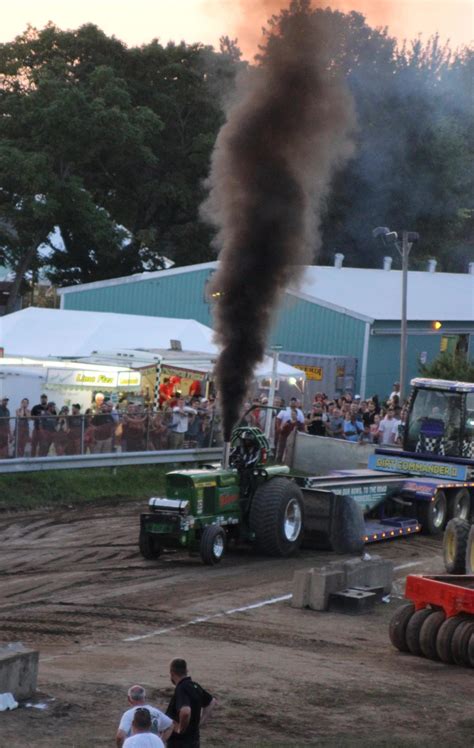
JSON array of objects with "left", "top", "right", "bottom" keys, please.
[{"left": 116, "top": 684, "right": 173, "bottom": 748}]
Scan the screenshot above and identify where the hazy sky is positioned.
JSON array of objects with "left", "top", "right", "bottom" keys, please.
[{"left": 1, "top": 0, "right": 472, "bottom": 56}]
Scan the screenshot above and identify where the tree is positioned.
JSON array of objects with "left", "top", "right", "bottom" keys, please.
[{"left": 420, "top": 353, "right": 474, "bottom": 382}]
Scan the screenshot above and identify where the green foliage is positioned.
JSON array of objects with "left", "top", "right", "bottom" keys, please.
[
  {"left": 0, "top": 12, "right": 472, "bottom": 302},
  {"left": 420, "top": 352, "right": 474, "bottom": 382}
]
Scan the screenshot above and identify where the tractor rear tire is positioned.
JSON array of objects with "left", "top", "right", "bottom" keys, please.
[
  {"left": 443, "top": 518, "right": 470, "bottom": 574},
  {"left": 451, "top": 620, "right": 474, "bottom": 666},
  {"left": 200, "top": 525, "right": 226, "bottom": 565},
  {"left": 436, "top": 615, "right": 466, "bottom": 663},
  {"left": 419, "top": 610, "right": 445, "bottom": 660},
  {"left": 139, "top": 529, "right": 161, "bottom": 560},
  {"left": 465, "top": 526, "right": 474, "bottom": 574},
  {"left": 249, "top": 478, "right": 304, "bottom": 557},
  {"left": 448, "top": 488, "right": 471, "bottom": 522},
  {"left": 389, "top": 602, "right": 415, "bottom": 652},
  {"left": 405, "top": 608, "right": 433, "bottom": 655},
  {"left": 417, "top": 491, "right": 447, "bottom": 535}
]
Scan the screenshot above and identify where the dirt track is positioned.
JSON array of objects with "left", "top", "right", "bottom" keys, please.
[{"left": 0, "top": 501, "right": 473, "bottom": 747}]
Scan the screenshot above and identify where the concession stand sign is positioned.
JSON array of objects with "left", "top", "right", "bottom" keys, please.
[{"left": 46, "top": 367, "right": 141, "bottom": 389}]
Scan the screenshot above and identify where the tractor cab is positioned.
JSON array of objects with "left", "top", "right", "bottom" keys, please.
[{"left": 404, "top": 378, "right": 474, "bottom": 459}]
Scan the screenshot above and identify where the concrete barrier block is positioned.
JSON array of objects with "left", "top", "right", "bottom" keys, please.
[
  {"left": 291, "top": 568, "right": 313, "bottom": 608},
  {"left": 308, "top": 568, "right": 345, "bottom": 611},
  {"left": 343, "top": 555, "right": 393, "bottom": 595},
  {"left": 0, "top": 645, "right": 39, "bottom": 699}
]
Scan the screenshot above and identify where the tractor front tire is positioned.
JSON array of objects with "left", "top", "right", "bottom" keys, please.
[
  {"left": 417, "top": 490, "right": 447, "bottom": 535},
  {"left": 250, "top": 478, "right": 304, "bottom": 557},
  {"left": 139, "top": 529, "right": 161, "bottom": 560},
  {"left": 200, "top": 525, "right": 226, "bottom": 565},
  {"left": 443, "top": 518, "right": 470, "bottom": 574}
]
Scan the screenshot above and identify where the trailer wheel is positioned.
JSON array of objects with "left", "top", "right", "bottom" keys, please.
[
  {"left": 451, "top": 620, "right": 474, "bottom": 666},
  {"left": 405, "top": 608, "right": 433, "bottom": 655},
  {"left": 448, "top": 488, "right": 471, "bottom": 522},
  {"left": 436, "top": 615, "right": 466, "bottom": 663},
  {"left": 417, "top": 490, "right": 447, "bottom": 535},
  {"left": 389, "top": 602, "right": 415, "bottom": 652},
  {"left": 419, "top": 610, "right": 445, "bottom": 660},
  {"left": 200, "top": 525, "right": 226, "bottom": 565},
  {"left": 465, "top": 525, "right": 474, "bottom": 574},
  {"left": 443, "top": 518, "right": 470, "bottom": 574},
  {"left": 468, "top": 632, "right": 474, "bottom": 668},
  {"left": 249, "top": 478, "right": 304, "bottom": 557},
  {"left": 139, "top": 529, "right": 161, "bottom": 560}
]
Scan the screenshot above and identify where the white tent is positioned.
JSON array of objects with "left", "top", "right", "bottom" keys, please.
[
  {"left": 0, "top": 307, "right": 217, "bottom": 358},
  {"left": 0, "top": 307, "right": 305, "bottom": 381}
]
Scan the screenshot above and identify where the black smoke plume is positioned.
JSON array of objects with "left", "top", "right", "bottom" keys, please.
[{"left": 201, "top": 2, "right": 355, "bottom": 440}]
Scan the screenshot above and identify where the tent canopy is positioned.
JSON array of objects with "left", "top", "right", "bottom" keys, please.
[{"left": 0, "top": 307, "right": 305, "bottom": 381}]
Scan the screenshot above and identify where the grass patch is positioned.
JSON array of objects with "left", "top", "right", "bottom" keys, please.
[{"left": 0, "top": 464, "right": 175, "bottom": 511}]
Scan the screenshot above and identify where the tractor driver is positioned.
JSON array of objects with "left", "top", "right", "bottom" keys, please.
[{"left": 229, "top": 431, "right": 260, "bottom": 469}]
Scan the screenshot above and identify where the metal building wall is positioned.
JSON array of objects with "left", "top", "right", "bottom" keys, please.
[
  {"left": 63, "top": 268, "right": 214, "bottom": 326},
  {"left": 366, "top": 323, "right": 459, "bottom": 401},
  {"left": 269, "top": 295, "right": 366, "bottom": 357}
]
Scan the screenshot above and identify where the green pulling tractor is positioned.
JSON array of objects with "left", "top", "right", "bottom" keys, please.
[{"left": 139, "top": 425, "right": 318, "bottom": 565}]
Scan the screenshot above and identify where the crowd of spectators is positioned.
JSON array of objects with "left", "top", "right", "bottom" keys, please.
[
  {"left": 0, "top": 389, "right": 224, "bottom": 459},
  {"left": 0, "top": 379, "right": 405, "bottom": 459}
]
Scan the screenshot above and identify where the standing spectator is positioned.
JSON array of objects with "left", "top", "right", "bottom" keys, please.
[
  {"left": 166, "top": 659, "right": 216, "bottom": 748},
  {"left": 31, "top": 394, "right": 48, "bottom": 457},
  {"left": 377, "top": 407, "right": 398, "bottom": 446},
  {"left": 325, "top": 407, "right": 344, "bottom": 439},
  {"left": 66, "top": 404, "right": 83, "bottom": 455},
  {"left": 54, "top": 406, "right": 70, "bottom": 456},
  {"left": 358, "top": 423, "right": 374, "bottom": 444},
  {"left": 149, "top": 411, "right": 169, "bottom": 450},
  {"left": 306, "top": 404, "right": 326, "bottom": 436},
  {"left": 169, "top": 398, "right": 196, "bottom": 449},
  {"left": 123, "top": 708, "right": 165, "bottom": 748},
  {"left": 370, "top": 414, "right": 381, "bottom": 443},
  {"left": 123, "top": 707, "right": 165, "bottom": 748},
  {"left": 0, "top": 397, "right": 11, "bottom": 458},
  {"left": 276, "top": 407, "right": 305, "bottom": 462},
  {"left": 389, "top": 382, "right": 401, "bottom": 402},
  {"left": 15, "top": 397, "right": 31, "bottom": 457},
  {"left": 91, "top": 403, "right": 115, "bottom": 453},
  {"left": 39, "top": 402, "right": 57, "bottom": 456},
  {"left": 123, "top": 404, "right": 147, "bottom": 452},
  {"left": 116, "top": 684, "right": 172, "bottom": 748},
  {"left": 343, "top": 412, "right": 364, "bottom": 442}
]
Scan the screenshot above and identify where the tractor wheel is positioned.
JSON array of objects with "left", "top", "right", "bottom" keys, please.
[
  {"left": 436, "top": 615, "right": 466, "bottom": 663},
  {"left": 405, "top": 608, "right": 433, "bottom": 656},
  {"left": 417, "top": 490, "right": 447, "bottom": 535},
  {"left": 443, "top": 518, "right": 470, "bottom": 574},
  {"left": 200, "top": 525, "right": 226, "bottom": 565},
  {"left": 139, "top": 528, "right": 161, "bottom": 560},
  {"left": 451, "top": 620, "right": 474, "bottom": 666},
  {"left": 419, "top": 610, "right": 445, "bottom": 660},
  {"left": 465, "top": 526, "right": 474, "bottom": 575},
  {"left": 448, "top": 488, "right": 471, "bottom": 522},
  {"left": 468, "top": 633, "right": 474, "bottom": 668},
  {"left": 249, "top": 478, "right": 304, "bottom": 557},
  {"left": 389, "top": 602, "right": 415, "bottom": 652}
]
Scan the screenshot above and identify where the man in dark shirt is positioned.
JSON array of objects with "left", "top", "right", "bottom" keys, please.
[
  {"left": 166, "top": 659, "right": 216, "bottom": 748},
  {"left": 31, "top": 393, "right": 48, "bottom": 457}
]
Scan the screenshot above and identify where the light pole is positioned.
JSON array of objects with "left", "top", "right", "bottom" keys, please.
[{"left": 373, "top": 227, "right": 419, "bottom": 401}]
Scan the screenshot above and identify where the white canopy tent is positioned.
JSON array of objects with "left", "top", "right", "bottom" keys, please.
[{"left": 0, "top": 307, "right": 305, "bottom": 382}]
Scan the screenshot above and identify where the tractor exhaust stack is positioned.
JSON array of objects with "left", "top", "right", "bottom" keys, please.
[{"left": 222, "top": 441, "right": 231, "bottom": 469}]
